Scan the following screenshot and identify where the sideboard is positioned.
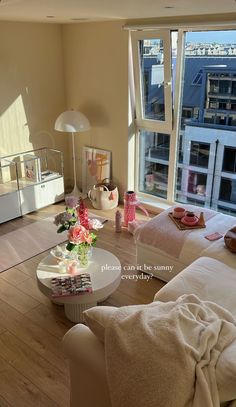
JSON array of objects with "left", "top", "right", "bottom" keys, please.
[{"left": 0, "top": 148, "right": 64, "bottom": 223}]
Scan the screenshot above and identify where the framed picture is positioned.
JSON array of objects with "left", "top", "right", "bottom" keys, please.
[
  {"left": 82, "top": 147, "right": 111, "bottom": 194},
  {"left": 23, "top": 154, "right": 41, "bottom": 183}
]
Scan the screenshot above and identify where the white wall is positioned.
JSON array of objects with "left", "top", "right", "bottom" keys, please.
[
  {"left": 0, "top": 21, "right": 70, "bottom": 184},
  {"left": 62, "top": 21, "right": 129, "bottom": 196}
]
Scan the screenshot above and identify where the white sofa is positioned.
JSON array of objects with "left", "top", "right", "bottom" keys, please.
[
  {"left": 63, "top": 257, "right": 236, "bottom": 407},
  {"left": 136, "top": 206, "right": 236, "bottom": 282}
]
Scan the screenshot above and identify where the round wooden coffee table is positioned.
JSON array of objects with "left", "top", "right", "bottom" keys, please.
[{"left": 36, "top": 247, "right": 121, "bottom": 322}]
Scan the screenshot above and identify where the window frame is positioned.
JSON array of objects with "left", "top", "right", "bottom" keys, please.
[
  {"left": 131, "top": 30, "right": 173, "bottom": 133},
  {"left": 131, "top": 25, "right": 236, "bottom": 208}
]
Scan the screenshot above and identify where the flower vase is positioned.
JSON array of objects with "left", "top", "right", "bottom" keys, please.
[{"left": 77, "top": 245, "right": 91, "bottom": 268}]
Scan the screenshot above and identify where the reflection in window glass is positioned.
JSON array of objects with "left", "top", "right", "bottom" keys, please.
[
  {"left": 139, "top": 130, "right": 170, "bottom": 199},
  {"left": 139, "top": 39, "right": 165, "bottom": 121}
]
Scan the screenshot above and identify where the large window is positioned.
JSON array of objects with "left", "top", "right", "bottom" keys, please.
[{"left": 132, "top": 28, "right": 236, "bottom": 215}]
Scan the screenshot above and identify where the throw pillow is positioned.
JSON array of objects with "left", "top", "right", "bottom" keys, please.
[{"left": 83, "top": 306, "right": 117, "bottom": 343}]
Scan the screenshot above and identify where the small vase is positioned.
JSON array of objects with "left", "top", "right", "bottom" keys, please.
[{"left": 77, "top": 245, "right": 91, "bottom": 268}]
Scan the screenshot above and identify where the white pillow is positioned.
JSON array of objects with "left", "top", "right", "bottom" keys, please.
[
  {"left": 216, "top": 338, "right": 236, "bottom": 402},
  {"left": 83, "top": 306, "right": 117, "bottom": 343}
]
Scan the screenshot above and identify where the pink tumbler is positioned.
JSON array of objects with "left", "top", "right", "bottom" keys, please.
[{"left": 124, "top": 191, "right": 149, "bottom": 227}]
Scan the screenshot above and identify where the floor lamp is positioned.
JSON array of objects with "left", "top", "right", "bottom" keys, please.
[{"left": 54, "top": 110, "right": 90, "bottom": 198}]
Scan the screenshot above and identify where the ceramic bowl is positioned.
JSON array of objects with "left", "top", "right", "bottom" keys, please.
[
  {"left": 181, "top": 215, "right": 199, "bottom": 226},
  {"left": 173, "top": 207, "right": 186, "bottom": 219}
]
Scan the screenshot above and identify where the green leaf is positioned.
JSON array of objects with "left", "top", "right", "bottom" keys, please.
[
  {"left": 66, "top": 242, "right": 76, "bottom": 251},
  {"left": 57, "top": 225, "right": 66, "bottom": 233}
]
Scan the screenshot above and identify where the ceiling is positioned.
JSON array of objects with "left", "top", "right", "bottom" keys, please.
[{"left": 0, "top": 0, "right": 236, "bottom": 24}]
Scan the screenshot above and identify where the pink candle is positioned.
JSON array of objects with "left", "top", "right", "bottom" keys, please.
[{"left": 67, "top": 261, "right": 78, "bottom": 275}]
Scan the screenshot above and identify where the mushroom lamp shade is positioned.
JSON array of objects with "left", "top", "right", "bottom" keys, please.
[
  {"left": 54, "top": 110, "right": 90, "bottom": 133},
  {"left": 54, "top": 110, "right": 90, "bottom": 197}
]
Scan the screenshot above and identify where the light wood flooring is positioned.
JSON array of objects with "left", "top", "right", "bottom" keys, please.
[{"left": 0, "top": 201, "right": 165, "bottom": 407}]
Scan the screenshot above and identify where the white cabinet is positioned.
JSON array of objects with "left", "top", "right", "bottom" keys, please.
[
  {"left": 0, "top": 191, "right": 21, "bottom": 223},
  {"left": 20, "top": 177, "right": 64, "bottom": 215},
  {"left": 0, "top": 148, "right": 64, "bottom": 223}
]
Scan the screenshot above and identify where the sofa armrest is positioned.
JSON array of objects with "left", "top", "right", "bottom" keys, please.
[{"left": 63, "top": 324, "right": 111, "bottom": 407}]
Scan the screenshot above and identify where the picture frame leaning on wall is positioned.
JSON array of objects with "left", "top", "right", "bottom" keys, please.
[{"left": 82, "top": 147, "right": 111, "bottom": 194}]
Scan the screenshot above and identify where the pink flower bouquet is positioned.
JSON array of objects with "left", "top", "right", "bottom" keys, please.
[
  {"left": 66, "top": 224, "right": 97, "bottom": 267},
  {"left": 66, "top": 224, "right": 97, "bottom": 252}
]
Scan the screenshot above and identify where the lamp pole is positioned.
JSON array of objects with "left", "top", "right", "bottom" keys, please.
[
  {"left": 54, "top": 110, "right": 90, "bottom": 198},
  {"left": 71, "top": 131, "right": 83, "bottom": 197}
]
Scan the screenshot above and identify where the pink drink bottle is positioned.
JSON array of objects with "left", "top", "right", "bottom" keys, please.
[{"left": 123, "top": 191, "right": 149, "bottom": 227}]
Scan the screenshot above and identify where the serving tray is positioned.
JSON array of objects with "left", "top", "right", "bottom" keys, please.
[{"left": 168, "top": 212, "right": 206, "bottom": 231}]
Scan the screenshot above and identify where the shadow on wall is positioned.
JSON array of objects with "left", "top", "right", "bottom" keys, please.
[
  {"left": 80, "top": 101, "right": 110, "bottom": 128},
  {"left": 0, "top": 22, "right": 67, "bottom": 170}
]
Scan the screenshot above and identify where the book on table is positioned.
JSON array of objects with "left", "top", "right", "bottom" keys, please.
[{"left": 51, "top": 273, "right": 93, "bottom": 298}]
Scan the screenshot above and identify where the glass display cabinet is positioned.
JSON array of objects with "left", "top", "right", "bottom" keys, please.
[
  {"left": 0, "top": 158, "right": 21, "bottom": 223},
  {"left": 0, "top": 148, "right": 64, "bottom": 223}
]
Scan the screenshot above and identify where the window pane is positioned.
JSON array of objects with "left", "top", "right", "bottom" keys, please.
[
  {"left": 139, "top": 130, "right": 170, "bottom": 199},
  {"left": 175, "top": 30, "right": 236, "bottom": 215},
  {"left": 189, "top": 142, "right": 210, "bottom": 168},
  {"left": 219, "top": 178, "right": 236, "bottom": 203},
  {"left": 139, "top": 39, "right": 165, "bottom": 121},
  {"left": 222, "top": 147, "right": 236, "bottom": 172}
]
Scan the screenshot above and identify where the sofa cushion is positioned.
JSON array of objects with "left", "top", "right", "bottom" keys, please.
[
  {"left": 154, "top": 257, "right": 236, "bottom": 316},
  {"left": 83, "top": 306, "right": 117, "bottom": 343}
]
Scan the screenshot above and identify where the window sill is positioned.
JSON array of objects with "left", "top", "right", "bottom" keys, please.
[{"left": 137, "top": 194, "right": 173, "bottom": 214}]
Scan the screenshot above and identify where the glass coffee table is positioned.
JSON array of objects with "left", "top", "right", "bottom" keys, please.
[{"left": 36, "top": 247, "right": 121, "bottom": 322}]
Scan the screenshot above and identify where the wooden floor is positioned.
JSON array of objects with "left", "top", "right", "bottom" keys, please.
[{"left": 0, "top": 201, "right": 165, "bottom": 407}]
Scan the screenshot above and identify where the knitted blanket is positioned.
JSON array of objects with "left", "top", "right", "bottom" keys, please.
[{"left": 105, "top": 294, "right": 236, "bottom": 407}]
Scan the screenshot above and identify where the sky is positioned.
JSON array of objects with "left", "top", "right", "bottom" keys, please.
[{"left": 187, "top": 31, "right": 236, "bottom": 44}]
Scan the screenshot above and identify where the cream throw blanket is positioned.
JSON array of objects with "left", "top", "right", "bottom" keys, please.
[{"left": 105, "top": 295, "right": 236, "bottom": 407}]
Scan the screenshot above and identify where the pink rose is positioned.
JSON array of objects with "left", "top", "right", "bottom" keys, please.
[
  {"left": 85, "top": 233, "right": 93, "bottom": 244},
  {"left": 68, "top": 225, "right": 87, "bottom": 244}
]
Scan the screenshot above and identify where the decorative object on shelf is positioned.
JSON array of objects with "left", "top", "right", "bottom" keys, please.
[
  {"left": 88, "top": 178, "right": 118, "bottom": 210},
  {"left": 23, "top": 154, "right": 41, "bottom": 182},
  {"left": 123, "top": 191, "right": 149, "bottom": 227},
  {"left": 54, "top": 110, "right": 90, "bottom": 198},
  {"left": 82, "top": 147, "right": 111, "bottom": 195},
  {"left": 115, "top": 210, "right": 122, "bottom": 233},
  {"left": 66, "top": 224, "right": 97, "bottom": 268}
]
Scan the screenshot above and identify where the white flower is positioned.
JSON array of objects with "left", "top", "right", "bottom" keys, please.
[{"left": 88, "top": 218, "right": 104, "bottom": 230}]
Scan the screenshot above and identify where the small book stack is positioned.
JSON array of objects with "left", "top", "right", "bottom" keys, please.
[{"left": 51, "top": 274, "right": 92, "bottom": 298}]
